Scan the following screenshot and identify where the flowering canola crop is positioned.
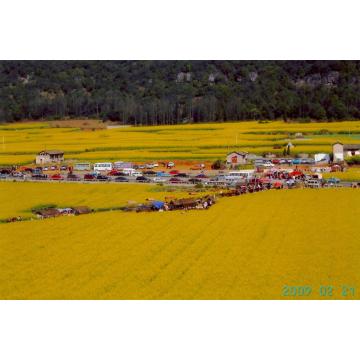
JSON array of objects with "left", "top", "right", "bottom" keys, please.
[{"left": 0, "top": 188, "right": 359, "bottom": 299}]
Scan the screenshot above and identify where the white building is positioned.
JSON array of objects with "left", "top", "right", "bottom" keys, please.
[
  {"left": 333, "top": 142, "right": 360, "bottom": 162},
  {"left": 226, "top": 151, "right": 248, "bottom": 167},
  {"left": 35, "top": 150, "right": 64, "bottom": 165}
]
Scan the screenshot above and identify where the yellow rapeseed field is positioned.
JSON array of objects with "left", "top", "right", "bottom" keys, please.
[
  {"left": 1, "top": 120, "right": 360, "bottom": 165},
  {"left": 1, "top": 188, "right": 359, "bottom": 299},
  {"left": 0, "top": 181, "right": 191, "bottom": 219}
]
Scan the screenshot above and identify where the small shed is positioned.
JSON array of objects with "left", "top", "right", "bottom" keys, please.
[
  {"left": 36, "top": 150, "right": 64, "bottom": 165},
  {"left": 226, "top": 151, "right": 248, "bottom": 166}
]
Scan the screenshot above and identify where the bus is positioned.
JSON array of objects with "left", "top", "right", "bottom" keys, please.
[
  {"left": 93, "top": 162, "right": 113, "bottom": 172},
  {"left": 225, "top": 170, "right": 255, "bottom": 181},
  {"left": 74, "top": 163, "right": 91, "bottom": 171}
]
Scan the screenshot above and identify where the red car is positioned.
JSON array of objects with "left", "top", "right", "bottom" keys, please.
[
  {"left": 50, "top": 173, "right": 63, "bottom": 180},
  {"left": 84, "top": 173, "right": 95, "bottom": 181},
  {"left": 169, "top": 177, "right": 183, "bottom": 183},
  {"left": 169, "top": 170, "right": 179, "bottom": 175},
  {"left": 271, "top": 159, "right": 280, "bottom": 164},
  {"left": 108, "top": 170, "right": 124, "bottom": 176}
]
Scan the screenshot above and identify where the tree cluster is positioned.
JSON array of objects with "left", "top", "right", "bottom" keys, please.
[{"left": 1, "top": 60, "right": 360, "bottom": 124}]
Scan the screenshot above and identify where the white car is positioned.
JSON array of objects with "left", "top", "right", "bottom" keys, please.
[
  {"left": 262, "top": 162, "right": 274, "bottom": 167},
  {"left": 129, "top": 171, "right": 143, "bottom": 177},
  {"left": 152, "top": 177, "right": 167, "bottom": 183}
]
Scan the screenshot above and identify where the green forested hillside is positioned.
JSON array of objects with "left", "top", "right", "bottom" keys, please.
[{"left": 1, "top": 60, "right": 360, "bottom": 124}]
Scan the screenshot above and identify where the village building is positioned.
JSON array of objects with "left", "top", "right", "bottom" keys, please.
[
  {"left": 333, "top": 142, "right": 360, "bottom": 162},
  {"left": 226, "top": 151, "right": 248, "bottom": 167},
  {"left": 35, "top": 150, "right": 64, "bottom": 165}
]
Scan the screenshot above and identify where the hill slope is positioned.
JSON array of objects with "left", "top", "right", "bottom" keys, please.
[{"left": 1, "top": 60, "right": 360, "bottom": 124}]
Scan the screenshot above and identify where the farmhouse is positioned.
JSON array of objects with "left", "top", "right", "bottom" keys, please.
[
  {"left": 36, "top": 150, "right": 64, "bottom": 165},
  {"left": 226, "top": 151, "right": 248, "bottom": 167},
  {"left": 333, "top": 142, "right": 360, "bottom": 162}
]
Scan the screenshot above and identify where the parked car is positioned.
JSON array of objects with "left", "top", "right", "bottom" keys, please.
[
  {"left": 174, "top": 172, "right": 188, "bottom": 178},
  {"left": 60, "top": 165, "right": 68, "bottom": 171},
  {"left": 84, "top": 174, "right": 95, "bottom": 181},
  {"left": 271, "top": 159, "right": 280, "bottom": 164},
  {"left": 326, "top": 177, "right": 340, "bottom": 184},
  {"left": 300, "top": 158, "right": 315, "bottom": 164},
  {"left": 50, "top": 173, "right": 64, "bottom": 180},
  {"left": 143, "top": 170, "right": 157, "bottom": 175},
  {"left": 169, "top": 170, "right": 179, "bottom": 175},
  {"left": 136, "top": 176, "right": 151, "bottom": 183},
  {"left": 50, "top": 165, "right": 58, "bottom": 171},
  {"left": 190, "top": 164, "right": 205, "bottom": 170},
  {"left": 188, "top": 178, "right": 202, "bottom": 184},
  {"left": 12, "top": 171, "right": 25, "bottom": 178},
  {"left": 32, "top": 174, "right": 48, "bottom": 180},
  {"left": 96, "top": 174, "right": 109, "bottom": 181},
  {"left": 114, "top": 176, "right": 129, "bottom": 182},
  {"left": 292, "top": 159, "right": 302, "bottom": 165},
  {"left": 0, "top": 173, "right": 7, "bottom": 179},
  {"left": 67, "top": 173, "right": 80, "bottom": 181},
  {"left": 305, "top": 179, "right": 321, "bottom": 188},
  {"left": 32, "top": 168, "right": 43, "bottom": 175},
  {"left": 129, "top": 171, "right": 143, "bottom": 177},
  {"left": 169, "top": 177, "right": 184, "bottom": 183},
  {"left": 153, "top": 177, "right": 167, "bottom": 183},
  {"left": 43, "top": 166, "right": 49, "bottom": 171},
  {"left": 108, "top": 170, "right": 126, "bottom": 176},
  {"left": 167, "top": 162, "right": 175, "bottom": 168},
  {"left": 195, "top": 174, "right": 208, "bottom": 178},
  {"left": 156, "top": 171, "right": 170, "bottom": 177}
]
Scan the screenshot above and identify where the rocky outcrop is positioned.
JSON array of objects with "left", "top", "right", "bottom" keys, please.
[
  {"left": 294, "top": 71, "right": 340, "bottom": 88},
  {"left": 176, "top": 72, "right": 192, "bottom": 83},
  {"left": 248, "top": 71, "right": 258, "bottom": 82}
]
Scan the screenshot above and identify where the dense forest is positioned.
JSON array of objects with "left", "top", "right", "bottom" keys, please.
[{"left": 1, "top": 60, "right": 360, "bottom": 124}]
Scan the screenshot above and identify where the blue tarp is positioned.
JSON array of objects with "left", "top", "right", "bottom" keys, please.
[{"left": 152, "top": 201, "right": 165, "bottom": 210}]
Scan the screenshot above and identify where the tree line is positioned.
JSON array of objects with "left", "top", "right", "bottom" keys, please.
[{"left": 1, "top": 60, "right": 360, "bottom": 124}]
